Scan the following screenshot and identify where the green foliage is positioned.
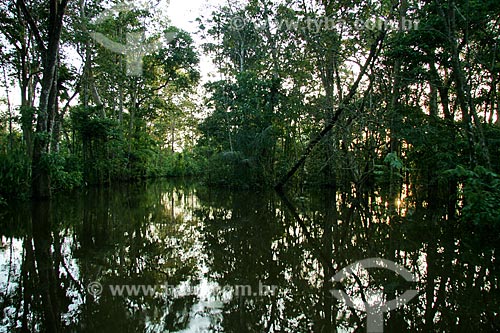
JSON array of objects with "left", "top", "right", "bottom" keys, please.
[
  {"left": 71, "top": 106, "right": 119, "bottom": 141},
  {"left": 0, "top": 137, "right": 84, "bottom": 200},
  {"left": 384, "top": 152, "right": 404, "bottom": 171},
  {"left": 373, "top": 152, "right": 407, "bottom": 187},
  {"left": 0, "top": 147, "right": 30, "bottom": 200},
  {"left": 448, "top": 166, "right": 500, "bottom": 226},
  {"left": 204, "top": 151, "right": 262, "bottom": 188},
  {"left": 46, "top": 153, "right": 83, "bottom": 192},
  {"left": 198, "top": 71, "right": 280, "bottom": 187},
  {"left": 159, "top": 152, "right": 205, "bottom": 178},
  {"left": 71, "top": 106, "right": 125, "bottom": 184},
  {"left": 70, "top": 101, "right": 205, "bottom": 184}
]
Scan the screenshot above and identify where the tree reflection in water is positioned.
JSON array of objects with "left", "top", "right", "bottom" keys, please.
[{"left": 0, "top": 180, "right": 498, "bottom": 332}]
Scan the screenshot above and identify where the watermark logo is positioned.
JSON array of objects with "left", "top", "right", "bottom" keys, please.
[
  {"left": 87, "top": 281, "right": 103, "bottom": 297},
  {"left": 91, "top": 1, "right": 177, "bottom": 76},
  {"left": 230, "top": 16, "right": 419, "bottom": 33},
  {"left": 87, "top": 280, "right": 278, "bottom": 299},
  {"left": 331, "top": 258, "right": 418, "bottom": 333}
]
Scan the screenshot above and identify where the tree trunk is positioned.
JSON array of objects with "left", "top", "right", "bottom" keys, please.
[
  {"left": 19, "top": 0, "right": 69, "bottom": 198},
  {"left": 2, "top": 65, "right": 13, "bottom": 149},
  {"left": 440, "top": 0, "right": 491, "bottom": 167},
  {"left": 275, "top": 32, "right": 385, "bottom": 189}
]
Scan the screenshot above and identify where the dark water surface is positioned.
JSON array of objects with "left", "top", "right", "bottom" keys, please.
[{"left": 0, "top": 180, "right": 498, "bottom": 332}]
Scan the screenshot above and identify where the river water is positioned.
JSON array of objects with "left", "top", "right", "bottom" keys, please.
[{"left": 0, "top": 180, "right": 498, "bottom": 332}]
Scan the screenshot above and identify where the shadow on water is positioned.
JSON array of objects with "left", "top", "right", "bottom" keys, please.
[{"left": 0, "top": 180, "right": 498, "bottom": 332}]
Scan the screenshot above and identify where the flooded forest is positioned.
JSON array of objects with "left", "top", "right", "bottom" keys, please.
[{"left": 0, "top": 0, "right": 499, "bottom": 332}]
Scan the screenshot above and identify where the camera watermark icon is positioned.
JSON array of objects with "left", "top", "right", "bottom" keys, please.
[
  {"left": 91, "top": 1, "right": 177, "bottom": 76},
  {"left": 331, "top": 258, "right": 418, "bottom": 333}
]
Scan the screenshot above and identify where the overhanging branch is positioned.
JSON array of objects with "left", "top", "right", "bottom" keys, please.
[{"left": 275, "top": 31, "right": 386, "bottom": 189}]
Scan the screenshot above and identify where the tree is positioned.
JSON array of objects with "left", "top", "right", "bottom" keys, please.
[{"left": 17, "top": 0, "right": 70, "bottom": 198}]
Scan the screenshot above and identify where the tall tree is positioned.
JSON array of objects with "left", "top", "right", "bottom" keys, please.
[{"left": 18, "top": 0, "right": 70, "bottom": 198}]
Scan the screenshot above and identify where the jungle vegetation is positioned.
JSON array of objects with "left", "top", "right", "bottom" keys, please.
[{"left": 0, "top": 0, "right": 499, "bottom": 225}]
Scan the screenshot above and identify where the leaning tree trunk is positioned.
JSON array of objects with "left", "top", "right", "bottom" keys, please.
[{"left": 275, "top": 32, "right": 385, "bottom": 189}]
